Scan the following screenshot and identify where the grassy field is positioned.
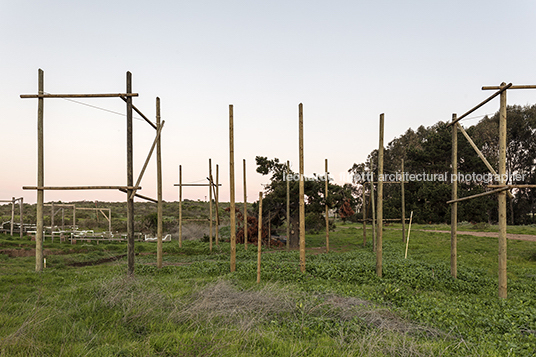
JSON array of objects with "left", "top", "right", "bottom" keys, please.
[{"left": 1, "top": 224, "right": 536, "bottom": 356}]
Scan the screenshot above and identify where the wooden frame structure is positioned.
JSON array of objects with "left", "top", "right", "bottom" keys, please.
[
  {"left": 174, "top": 164, "right": 222, "bottom": 249},
  {"left": 0, "top": 197, "right": 24, "bottom": 238},
  {"left": 21, "top": 69, "right": 164, "bottom": 273},
  {"left": 448, "top": 82, "right": 536, "bottom": 298}
]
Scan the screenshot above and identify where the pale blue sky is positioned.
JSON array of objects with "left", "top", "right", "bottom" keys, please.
[{"left": 1, "top": 0, "right": 536, "bottom": 204}]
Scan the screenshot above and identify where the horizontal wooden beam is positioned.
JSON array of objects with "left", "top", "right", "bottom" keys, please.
[
  {"left": 447, "top": 187, "right": 508, "bottom": 204},
  {"left": 23, "top": 186, "right": 140, "bottom": 190},
  {"left": 20, "top": 93, "right": 139, "bottom": 99},
  {"left": 482, "top": 85, "right": 536, "bottom": 90},
  {"left": 448, "top": 83, "right": 512, "bottom": 127},
  {"left": 44, "top": 204, "right": 75, "bottom": 207},
  {"left": 174, "top": 183, "right": 222, "bottom": 187},
  {"left": 75, "top": 207, "right": 111, "bottom": 211}
]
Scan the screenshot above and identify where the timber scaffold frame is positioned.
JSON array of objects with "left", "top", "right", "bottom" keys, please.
[
  {"left": 21, "top": 69, "right": 165, "bottom": 274},
  {"left": 0, "top": 197, "right": 24, "bottom": 238},
  {"left": 174, "top": 162, "right": 222, "bottom": 251},
  {"left": 448, "top": 82, "right": 536, "bottom": 298}
]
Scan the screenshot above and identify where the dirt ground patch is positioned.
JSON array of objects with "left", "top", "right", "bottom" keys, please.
[
  {"left": 0, "top": 248, "right": 62, "bottom": 257},
  {"left": 421, "top": 230, "right": 536, "bottom": 242}
]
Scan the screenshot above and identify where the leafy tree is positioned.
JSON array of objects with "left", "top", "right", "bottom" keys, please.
[{"left": 255, "top": 156, "right": 357, "bottom": 247}]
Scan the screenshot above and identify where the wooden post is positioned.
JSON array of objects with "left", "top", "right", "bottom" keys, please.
[
  {"left": 51, "top": 202, "right": 55, "bottom": 232},
  {"left": 107, "top": 209, "right": 111, "bottom": 233},
  {"left": 209, "top": 158, "right": 213, "bottom": 252},
  {"left": 36, "top": 68, "right": 44, "bottom": 272},
  {"left": 257, "top": 192, "right": 263, "bottom": 283},
  {"left": 286, "top": 160, "right": 290, "bottom": 252},
  {"left": 10, "top": 197, "right": 15, "bottom": 236},
  {"left": 19, "top": 197, "right": 24, "bottom": 239},
  {"left": 61, "top": 208, "right": 65, "bottom": 231},
  {"left": 268, "top": 212, "right": 271, "bottom": 248},
  {"left": 215, "top": 164, "right": 220, "bottom": 245},
  {"left": 156, "top": 97, "right": 163, "bottom": 269},
  {"left": 126, "top": 71, "right": 135, "bottom": 276},
  {"left": 451, "top": 114, "right": 458, "bottom": 278},
  {"left": 243, "top": 159, "right": 248, "bottom": 250},
  {"left": 299, "top": 103, "right": 305, "bottom": 273},
  {"left": 325, "top": 159, "right": 329, "bottom": 253},
  {"left": 376, "top": 113, "right": 384, "bottom": 278},
  {"left": 498, "top": 83, "right": 507, "bottom": 299},
  {"left": 229, "top": 105, "right": 236, "bottom": 272},
  {"left": 401, "top": 159, "right": 406, "bottom": 243},
  {"left": 404, "top": 211, "right": 414, "bottom": 259},
  {"left": 370, "top": 180, "right": 376, "bottom": 249},
  {"left": 362, "top": 184, "right": 367, "bottom": 247},
  {"left": 179, "top": 165, "right": 183, "bottom": 248}
]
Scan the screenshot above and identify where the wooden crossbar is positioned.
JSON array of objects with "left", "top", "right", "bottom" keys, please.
[{"left": 20, "top": 93, "right": 138, "bottom": 99}]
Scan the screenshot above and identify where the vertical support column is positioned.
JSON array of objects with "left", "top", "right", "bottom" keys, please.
[
  {"left": 257, "top": 192, "right": 263, "bottom": 284},
  {"left": 401, "top": 159, "right": 406, "bottom": 243},
  {"left": 19, "top": 198, "right": 24, "bottom": 239},
  {"left": 325, "top": 159, "right": 329, "bottom": 253},
  {"left": 126, "top": 71, "right": 135, "bottom": 276},
  {"left": 51, "top": 202, "right": 55, "bottom": 232},
  {"left": 376, "top": 113, "right": 384, "bottom": 278},
  {"left": 229, "top": 105, "right": 236, "bottom": 272},
  {"left": 286, "top": 160, "right": 290, "bottom": 252},
  {"left": 451, "top": 114, "right": 458, "bottom": 279},
  {"left": 107, "top": 210, "right": 111, "bottom": 233},
  {"left": 62, "top": 208, "right": 65, "bottom": 231},
  {"left": 209, "top": 158, "right": 213, "bottom": 252},
  {"left": 36, "top": 68, "right": 44, "bottom": 272},
  {"left": 498, "top": 83, "right": 508, "bottom": 299},
  {"left": 73, "top": 205, "right": 76, "bottom": 230},
  {"left": 243, "top": 159, "right": 248, "bottom": 250},
  {"left": 362, "top": 184, "right": 367, "bottom": 247},
  {"left": 10, "top": 197, "right": 15, "bottom": 236},
  {"left": 299, "top": 103, "right": 305, "bottom": 273},
  {"left": 371, "top": 178, "right": 376, "bottom": 252},
  {"left": 215, "top": 164, "right": 220, "bottom": 245},
  {"left": 178, "top": 165, "right": 183, "bottom": 248},
  {"left": 156, "top": 97, "right": 163, "bottom": 269}
]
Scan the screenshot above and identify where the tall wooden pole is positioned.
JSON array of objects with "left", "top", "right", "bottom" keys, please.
[
  {"left": 156, "top": 97, "right": 163, "bottom": 269},
  {"left": 376, "top": 113, "right": 384, "bottom": 278},
  {"left": 362, "top": 185, "right": 367, "bottom": 247},
  {"left": 299, "top": 103, "right": 305, "bottom": 272},
  {"left": 498, "top": 83, "right": 508, "bottom": 299},
  {"left": 209, "top": 158, "right": 213, "bottom": 252},
  {"left": 325, "top": 159, "right": 329, "bottom": 253},
  {"left": 36, "top": 68, "right": 44, "bottom": 272},
  {"left": 451, "top": 114, "right": 458, "bottom": 278},
  {"left": 286, "top": 160, "right": 290, "bottom": 252},
  {"left": 179, "top": 165, "right": 183, "bottom": 248},
  {"left": 229, "top": 105, "right": 236, "bottom": 272},
  {"left": 243, "top": 159, "right": 248, "bottom": 249},
  {"left": 401, "top": 159, "right": 406, "bottom": 243},
  {"left": 257, "top": 192, "right": 263, "bottom": 284},
  {"left": 371, "top": 179, "right": 376, "bottom": 252},
  {"left": 126, "top": 71, "right": 135, "bottom": 276},
  {"left": 215, "top": 164, "right": 219, "bottom": 245},
  {"left": 19, "top": 198, "right": 24, "bottom": 239},
  {"left": 51, "top": 202, "right": 55, "bottom": 231},
  {"left": 10, "top": 197, "right": 15, "bottom": 236}
]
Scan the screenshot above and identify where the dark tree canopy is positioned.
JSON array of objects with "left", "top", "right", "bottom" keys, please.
[{"left": 350, "top": 105, "right": 536, "bottom": 224}]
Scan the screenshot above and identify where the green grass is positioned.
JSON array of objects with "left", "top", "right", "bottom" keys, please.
[{"left": 1, "top": 227, "right": 536, "bottom": 356}]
